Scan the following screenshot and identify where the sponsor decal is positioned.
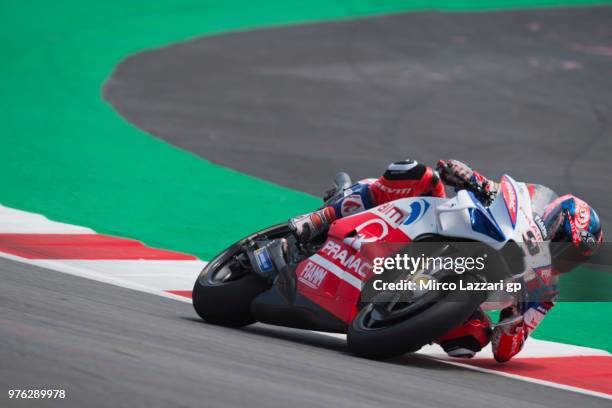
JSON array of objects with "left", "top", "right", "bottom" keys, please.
[
  {"left": 581, "top": 230, "right": 596, "bottom": 246},
  {"left": 354, "top": 218, "right": 389, "bottom": 243},
  {"left": 320, "top": 240, "right": 372, "bottom": 278},
  {"left": 574, "top": 198, "right": 590, "bottom": 229},
  {"left": 501, "top": 177, "right": 518, "bottom": 227},
  {"left": 533, "top": 265, "right": 553, "bottom": 283},
  {"left": 298, "top": 261, "right": 328, "bottom": 289},
  {"left": 254, "top": 247, "right": 273, "bottom": 273},
  {"left": 341, "top": 194, "right": 365, "bottom": 216},
  {"left": 569, "top": 216, "right": 581, "bottom": 243},
  {"left": 521, "top": 208, "right": 545, "bottom": 242},
  {"left": 374, "top": 202, "right": 407, "bottom": 228},
  {"left": 375, "top": 183, "right": 413, "bottom": 196},
  {"left": 533, "top": 214, "right": 547, "bottom": 240},
  {"left": 403, "top": 199, "right": 431, "bottom": 225}
]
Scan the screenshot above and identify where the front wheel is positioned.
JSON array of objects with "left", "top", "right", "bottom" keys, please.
[
  {"left": 347, "top": 274, "right": 487, "bottom": 359},
  {"left": 192, "top": 224, "right": 290, "bottom": 327}
]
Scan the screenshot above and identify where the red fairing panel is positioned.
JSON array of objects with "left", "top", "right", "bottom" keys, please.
[
  {"left": 500, "top": 176, "right": 518, "bottom": 227},
  {"left": 297, "top": 207, "right": 411, "bottom": 323}
]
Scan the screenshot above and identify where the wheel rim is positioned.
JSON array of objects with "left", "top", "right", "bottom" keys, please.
[
  {"left": 205, "top": 255, "right": 251, "bottom": 284},
  {"left": 357, "top": 289, "right": 443, "bottom": 331}
]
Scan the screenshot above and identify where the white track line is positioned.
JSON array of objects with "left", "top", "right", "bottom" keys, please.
[{"left": 0, "top": 251, "right": 199, "bottom": 303}]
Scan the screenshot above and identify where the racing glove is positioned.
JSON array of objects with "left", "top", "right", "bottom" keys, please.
[
  {"left": 436, "top": 159, "right": 497, "bottom": 205},
  {"left": 436, "top": 159, "right": 475, "bottom": 188},
  {"left": 289, "top": 207, "right": 336, "bottom": 242}
]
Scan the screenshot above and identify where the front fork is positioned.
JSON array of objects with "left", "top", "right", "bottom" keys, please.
[{"left": 245, "top": 238, "right": 297, "bottom": 302}]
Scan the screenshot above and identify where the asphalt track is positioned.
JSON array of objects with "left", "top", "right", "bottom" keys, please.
[
  {"left": 2, "top": 257, "right": 610, "bottom": 408},
  {"left": 105, "top": 6, "right": 612, "bottom": 228},
  {"left": 6, "top": 7, "right": 611, "bottom": 407}
]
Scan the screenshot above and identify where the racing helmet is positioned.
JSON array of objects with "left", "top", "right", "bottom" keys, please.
[{"left": 542, "top": 194, "right": 603, "bottom": 257}]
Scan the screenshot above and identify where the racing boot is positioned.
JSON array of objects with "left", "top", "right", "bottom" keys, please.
[
  {"left": 289, "top": 207, "right": 337, "bottom": 242},
  {"left": 491, "top": 306, "right": 529, "bottom": 363}
]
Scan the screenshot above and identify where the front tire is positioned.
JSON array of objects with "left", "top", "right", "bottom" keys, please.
[
  {"left": 347, "top": 274, "right": 487, "bottom": 359},
  {"left": 192, "top": 224, "right": 290, "bottom": 327}
]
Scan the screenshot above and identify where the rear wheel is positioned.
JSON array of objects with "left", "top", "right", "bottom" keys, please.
[
  {"left": 192, "top": 224, "right": 290, "bottom": 327},
  {"left": 347, "top": 274, "right": 487, "bottom": 359}
]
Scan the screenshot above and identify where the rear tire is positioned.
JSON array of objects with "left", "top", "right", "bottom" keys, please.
[
  {"left": 192, "top": 224, "right": 290, "bottom": 327},
  {"left": 347, "top": 274, "right": 487, "bottom": 359}
]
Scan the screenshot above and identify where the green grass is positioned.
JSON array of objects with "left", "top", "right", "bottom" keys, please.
[{"left": 1, "top": 0, "right": 611, "bottom": 351}]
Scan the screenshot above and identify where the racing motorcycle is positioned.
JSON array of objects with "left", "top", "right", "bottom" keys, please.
[{"left": 192, "top": 173, "right": 552, "bottom": 358}]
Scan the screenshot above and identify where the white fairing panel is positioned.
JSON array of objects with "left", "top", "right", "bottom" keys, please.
[
  {"left": 393, "top": 187, "right": 512, "bottom": 249},
  {"left": 387, "top": 175, "right": 551, "bottom": 276}
]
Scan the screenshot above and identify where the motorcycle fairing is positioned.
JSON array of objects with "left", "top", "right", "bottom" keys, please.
[
  {"left": 293, "top": 178, "right": 527, "bottom": 323},
  {"left": 267, "top": 174, "right": 552, "bottom": 326}
]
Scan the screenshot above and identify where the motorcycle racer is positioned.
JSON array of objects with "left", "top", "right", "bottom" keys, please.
[{"left": 284, "top": 159, "right": 603, "bottom": 362}]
